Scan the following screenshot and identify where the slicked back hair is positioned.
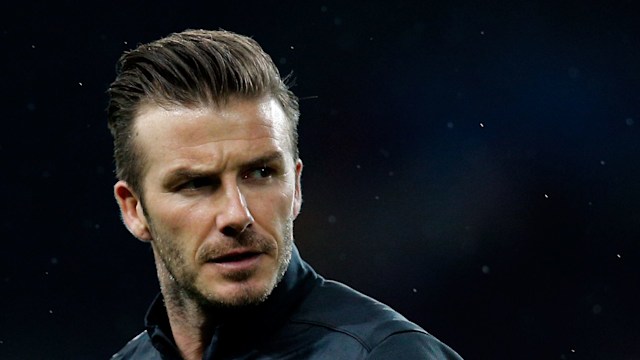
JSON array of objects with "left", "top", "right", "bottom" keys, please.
[{"left": 106, "top": 29, "right": 300, "bottom": 197}]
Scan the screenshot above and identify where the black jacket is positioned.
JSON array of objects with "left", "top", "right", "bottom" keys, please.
[{"left": 111, "top": 247, "right": 463, "bottom": 359}]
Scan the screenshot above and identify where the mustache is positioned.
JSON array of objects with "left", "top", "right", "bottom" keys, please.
[{"left": 196, "top": 229, "right": 275, "bottom": 263}]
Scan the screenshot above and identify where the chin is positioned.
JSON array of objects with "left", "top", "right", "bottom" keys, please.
[{"left": 200, "top": 275, "right": 279, "bottom": 308}]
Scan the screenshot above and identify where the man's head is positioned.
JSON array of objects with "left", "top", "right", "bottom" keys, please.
[
  {"left": 107, "top": 29, "right": 300, "bottom": 198},
  {"left": 107, "top": 30, "right": 303, "bottom": 309}
]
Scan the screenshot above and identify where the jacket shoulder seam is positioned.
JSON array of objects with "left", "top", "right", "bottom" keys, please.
[{"left": 289, "top": 319, "right": 428, "bottom": 352}]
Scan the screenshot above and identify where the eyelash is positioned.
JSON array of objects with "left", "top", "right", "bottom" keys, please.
[
  {"left": 179, "top": 177, "right": 216, "bottom": 191},
  {"left": 243, "top": 166, "right": 276, "bottom": 180}
]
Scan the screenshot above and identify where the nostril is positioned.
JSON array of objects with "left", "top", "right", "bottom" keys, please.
[
  {"left": 221, "top": 223, "right": 251, "bottom": 237},
  {"left": 221, "top": 226, "right": 239, "bottom": 237}
]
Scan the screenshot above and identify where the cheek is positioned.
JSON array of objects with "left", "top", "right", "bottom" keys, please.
[
  {"left": 250, "top": 190, "right": 295, "bottom": 229},
  {"left": 151, "top": 198, "right": 213, "bottom": 246},
  {"left": 157, "top": 195, "right": 210, "bottom": 224}
]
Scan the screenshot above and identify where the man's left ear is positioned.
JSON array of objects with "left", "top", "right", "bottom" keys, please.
[{"left": 293, "top": 159, "right": 303, "bottom": 218}]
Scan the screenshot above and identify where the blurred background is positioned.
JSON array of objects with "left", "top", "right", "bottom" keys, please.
[{"left": 1, "top": 1, "right": 639, "bottom": 359}]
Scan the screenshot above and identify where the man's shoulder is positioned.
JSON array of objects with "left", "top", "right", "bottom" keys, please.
[
  {"left": 289, "top": 279, "right": 463, "bottom": 358},
  {"left": 294, "top": 279, "right": 423, "bottom": 337},
  {"left": 110, "top": 330, "right": 159, "bottom": 360}
]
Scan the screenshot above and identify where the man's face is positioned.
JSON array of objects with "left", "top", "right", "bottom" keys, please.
[{"left": 115, "top": 96, "right": 302, "bottom": 308}]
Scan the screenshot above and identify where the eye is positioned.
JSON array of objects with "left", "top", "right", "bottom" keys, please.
[
  {"left": 243, "top": 166, "right": 275, "bottom": 180},
  {"left": 178, "top": 177, "right": 216, "bottom": 191}
]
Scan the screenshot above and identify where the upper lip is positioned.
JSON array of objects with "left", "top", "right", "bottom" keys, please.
[{"left": 209, "top": 249, "right": 262, "bottom": 263}]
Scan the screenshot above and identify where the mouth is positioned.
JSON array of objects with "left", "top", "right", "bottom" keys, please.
[
  {"left": 209, "top": 250, "right": 262, "bottom": 264},
  {"left": 205, "top": 250, "right": 264, "bottom": 275}
]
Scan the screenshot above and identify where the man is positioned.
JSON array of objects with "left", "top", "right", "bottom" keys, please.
[{"left": 107, "top": 29, "right": 463, "bottom": 359}]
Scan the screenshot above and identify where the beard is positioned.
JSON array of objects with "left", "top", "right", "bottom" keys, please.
[{"left": 148, "top": 216, "right": 294, "bottom": 311}]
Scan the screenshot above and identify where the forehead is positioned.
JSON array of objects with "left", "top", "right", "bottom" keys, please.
[
  {"left": 135, "top": 96, "right": 289, "bottom": 135},
  {"left": 132, "top": 97, "right": 292, "bottom": 172}
]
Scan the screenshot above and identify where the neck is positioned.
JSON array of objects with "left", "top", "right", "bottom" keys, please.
[
  {"left": 155, "top": 255, "right": 214, "bottom": 360},
  {"left": 164, "top": 294, "right": 213, "bottom": 360}
]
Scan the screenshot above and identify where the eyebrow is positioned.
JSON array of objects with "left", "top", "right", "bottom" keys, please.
[
  {"left": 241, "top": 151, "right": 285, "bottom": 171},
  {"left": 162, "top": 151, "right": 286, "bottom": 187}
]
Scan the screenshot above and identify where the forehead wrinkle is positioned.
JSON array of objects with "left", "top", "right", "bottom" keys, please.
[{"left": 169, "top": 134, "right": 283, "bottom": 163}]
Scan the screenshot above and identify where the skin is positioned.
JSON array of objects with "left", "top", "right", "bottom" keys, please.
[{"left": 114, "top": 96, "right": 303, "bottom": 360}]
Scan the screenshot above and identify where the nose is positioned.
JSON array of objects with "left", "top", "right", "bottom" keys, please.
[{"left": 218, "top": 183, "right": 254, "bottom": 237}]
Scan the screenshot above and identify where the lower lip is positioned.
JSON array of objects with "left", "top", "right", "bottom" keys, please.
[{"left": 208, "top": 253, "right": 263, "bottom": 272}]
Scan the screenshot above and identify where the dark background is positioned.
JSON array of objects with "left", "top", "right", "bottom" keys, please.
[{"left": 1, "top": 1, "right": 639, "bottom": 359}]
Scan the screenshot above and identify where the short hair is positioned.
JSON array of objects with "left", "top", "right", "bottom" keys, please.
[{"left": 106, "top": 29, "right": 300, "bottom": 196}]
